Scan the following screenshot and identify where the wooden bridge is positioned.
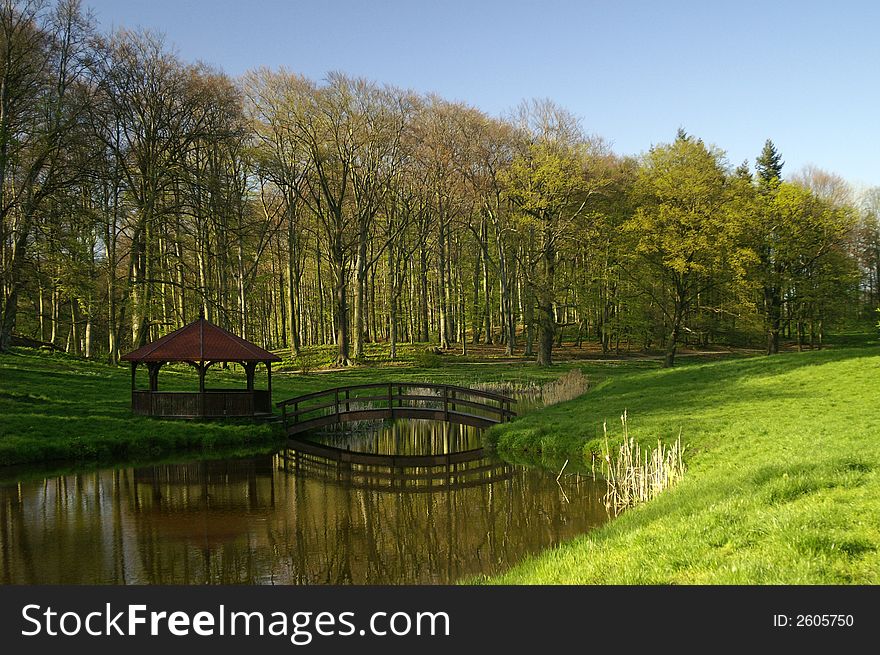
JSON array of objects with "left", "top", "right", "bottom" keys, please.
[{"left": 277, "top": 382, "right": 515, "bottom": 436}]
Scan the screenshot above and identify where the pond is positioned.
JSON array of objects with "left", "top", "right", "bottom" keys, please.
[{"left": 0, "top": 418, "right": 609, "bottom": 585}]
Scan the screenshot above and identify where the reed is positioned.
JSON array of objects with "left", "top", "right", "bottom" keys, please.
[
  {"left": 475, "top": 368, "right": 589, "bottom": 407},
  {"left": 472, "top": 380, "right": 541, "bottom": 397},
  {"left": 540, "top": 369, "right": 589, "bottom": 406},
  {"left": 601, "top": 410, "right": 685, "bottom": 515}
]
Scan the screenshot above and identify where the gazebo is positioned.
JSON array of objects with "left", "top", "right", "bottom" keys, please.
[{"left": 121, "top": 312, "right": 281, "bottom": 418}]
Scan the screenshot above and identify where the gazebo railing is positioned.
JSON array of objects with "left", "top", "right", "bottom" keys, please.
[{"left": 132, "top": 389, "right": 272, "bottom": 418}]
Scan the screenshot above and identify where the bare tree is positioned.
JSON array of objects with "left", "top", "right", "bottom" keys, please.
[{"left": 0, "top": 0, "right": 93, "bottom": 351}]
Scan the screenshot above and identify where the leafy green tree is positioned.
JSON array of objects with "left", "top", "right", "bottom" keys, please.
[
  {"left": 503, "top": 100, "right": 608, "bottom": 365},
  {"left": 772, "top": 182, "right": 857, "bottom": 348},
  {"left": 0, "top": 0, "right": 93, "bottom": 351},
  {"left": 625, "top": 132, "right": 746, "bottom": 367}
]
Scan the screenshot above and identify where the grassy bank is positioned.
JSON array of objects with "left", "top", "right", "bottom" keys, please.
[
  {"left": 483, "top": 338, "right": 880, "bottom": 584},
  {"left": 0, "top": 345, "right": 616, "bottom": 468},
  {"left": 3, "top": 337, "right": 877, "bottom": 584}
]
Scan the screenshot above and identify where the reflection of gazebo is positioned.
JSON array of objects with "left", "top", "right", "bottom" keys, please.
[
  {"left": 131, "top": 456, "right": 276, "bottom": 549},
  {"left": 121, "top": 312, "right": 280, "bottom": 418}
]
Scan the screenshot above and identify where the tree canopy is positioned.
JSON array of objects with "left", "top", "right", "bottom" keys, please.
[{"left": 0, "top": 0, "right": 873, "bottom": 367}]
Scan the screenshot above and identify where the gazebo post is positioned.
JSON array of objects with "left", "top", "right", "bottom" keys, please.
[
  {"left": 147, "top": 362, "right": 162, "bottom": 392},
  {"left": 243, "top": 362, "right": 256, "bottom": 391},
  {"left": 130, "top": 362, "right": 137, "bottom": 411},
  {"left": 197, "top": 361, "right": 206, "bottom": 418},
  {"left": 267, "top": 362, "right": 272, "bottom": 396}
]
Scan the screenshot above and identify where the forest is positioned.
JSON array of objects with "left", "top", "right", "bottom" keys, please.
[{"left": 2, "top": 0, "right": 878, "bottom": 370}]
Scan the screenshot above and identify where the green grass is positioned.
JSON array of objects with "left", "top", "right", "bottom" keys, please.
[
  {"left": 482, "top": 335, "right": 880, "bottom": 584},
  {"left": 0, "top": 345, "right": 615, "bottom": 468},
  {"left": 0, "top": 350, "right": 280, "bottom": 467},
  {"left": 5, "top": 337, "right": 878, "bottom": 584}
]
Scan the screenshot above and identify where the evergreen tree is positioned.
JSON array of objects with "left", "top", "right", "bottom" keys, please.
[
  {"left": 734, "top": 160, "right": 752, "bottom": 182},
  {"left": 753, "top": 139, "right": 786, "bottom": 354},
  {"left": 756, "top": 139, "right": 784, "bottom": 187}
]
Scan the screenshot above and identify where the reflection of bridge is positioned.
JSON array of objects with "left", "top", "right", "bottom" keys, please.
[
  {"left": 280, "top": 439, "right": 514, "bottom": 493},
  {"left": 277, "top": 382, "right": 516, "bottom": 436}
]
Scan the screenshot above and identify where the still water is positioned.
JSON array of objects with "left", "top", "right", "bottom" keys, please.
[{"left": 0, "top": 420, "right": 609, "bottom": 584}]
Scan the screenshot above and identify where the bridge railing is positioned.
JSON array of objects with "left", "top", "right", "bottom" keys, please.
[{"left": 276, "top": 382, "right": 515, "bottom": 434}]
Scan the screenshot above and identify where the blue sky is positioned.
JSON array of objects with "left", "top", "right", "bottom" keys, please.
[{"left": 84, "top": 0, "right": 880, "bottom": 189}]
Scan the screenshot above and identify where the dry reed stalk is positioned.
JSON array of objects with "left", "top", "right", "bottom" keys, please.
[
  {"left": 540, "top": 369, "right": 589, "bottom": 406},
  {"left": 600, "top": 410, "right": 685, "bottom": 515}
]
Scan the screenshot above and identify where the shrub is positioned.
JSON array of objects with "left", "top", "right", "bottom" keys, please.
[{"left": 414, "top": 349, "right": 443, "bottom": 369}]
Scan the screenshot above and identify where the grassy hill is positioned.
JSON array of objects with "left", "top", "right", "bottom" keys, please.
[{"left": 482, "top": 337, "right": 880, "bottom": 583}]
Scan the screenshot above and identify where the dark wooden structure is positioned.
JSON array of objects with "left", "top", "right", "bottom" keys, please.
[
  {"left": 280, "top": 439, "right": 514, "bottom": 493},
  {"left": 277, "top": 382, "right": 515, "bottom": 436},
  {"left": 121, "top": 312, "right": 281, "bottom": 418}
]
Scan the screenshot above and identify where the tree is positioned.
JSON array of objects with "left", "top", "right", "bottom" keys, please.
[
  {"left": 754, "top": 139, "right": 786, "bottom": 354},
  {"left": 503, "top": 100, "right": 607, "bottom": 365},
  {"left": 0, "top": 0, "right": 93, "bottom": 351},
  {"left": 625, "top": 132, "right": 744, "bottom": 367},
  {"left": 773, "top": 182, "right": 857, "bottom": 348},
  {"left": 243, "top": 68, "right": 313, "bottom": 356},
  {"left": 855, "top": 188, "right": 880, "bottom": 310},
  {"left": 96, "top": 29, "right": 220, "bottom": 347},
  {"left": 454, "top": 106, "right": 517, "bottom": 353}
]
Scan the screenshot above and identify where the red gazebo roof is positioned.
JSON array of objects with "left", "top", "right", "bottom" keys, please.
[{"left": 121, "top": 315, "right": 281, "bottom": 363}]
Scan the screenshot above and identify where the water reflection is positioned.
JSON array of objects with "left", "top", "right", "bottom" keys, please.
[{"left": 1, "top": 420, "right": 609, "bottom": 584}]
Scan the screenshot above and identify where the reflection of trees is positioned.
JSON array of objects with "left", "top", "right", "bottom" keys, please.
[
  {"left": 0, "top": 422, "right": 609, "bottom": 584},
  {"left": 272, "top": 421, "right": 608, "bottom": 583},
  {"left": 314, "top": 420, "right": 482, "bottom": 456},
  {"left": 1, "top": 471, "right": 139, "bottom": 583}
]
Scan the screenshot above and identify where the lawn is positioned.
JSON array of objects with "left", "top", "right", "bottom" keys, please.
[
  {"left": 482, "top": 336, "right": 880, "bottom": 584},
  {"left": 3, "top": 337, "right": 878, "bottom": 584},
  {"left": 0, "top": 343, "right": 620, "bottom": 469}
]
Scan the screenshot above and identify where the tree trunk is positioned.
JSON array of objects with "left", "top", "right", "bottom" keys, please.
[
  {"left": 437, "top": 217, "right": 450, "bottom": 349},
  {"left": 497, "top": 251, "right": 514, "bottom": 355},
  {"left": 315, "top": 235, "right": 326, "bottom": 345},
  {"left": 523, "top": 282, "right": 535, "bottom": 356},
  {"left": 286, "top": 216, "right": 300, "bottom": 357},
  {"left": 419, "top": 243, "right": 429, "bottom": 342},
  {"left": 353, "top": 233, "right": 367, "bottom": 359},
  {"left": 471, "top": 243, "right": 482, "bottom": 344},
  {"left": 334, "top": 274, "right": 350, "bottom": 366},
  {"left": 535, "top": 227, "right": 555, "bottom": 365},
  {"left": 482, "top": 219, "right": 493, "bottom": 344},
  {"left": 535, "top": 301, "right": 554, "bottom": 366},
  {"left": 0, "top": 288, "right": 18, "bottom": 352},
  {"left": 664, "top": 298, "right": 685, "bottom": 368},
  {"left": 330, "top": 238, "right": 351, "bottom": 366}
]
